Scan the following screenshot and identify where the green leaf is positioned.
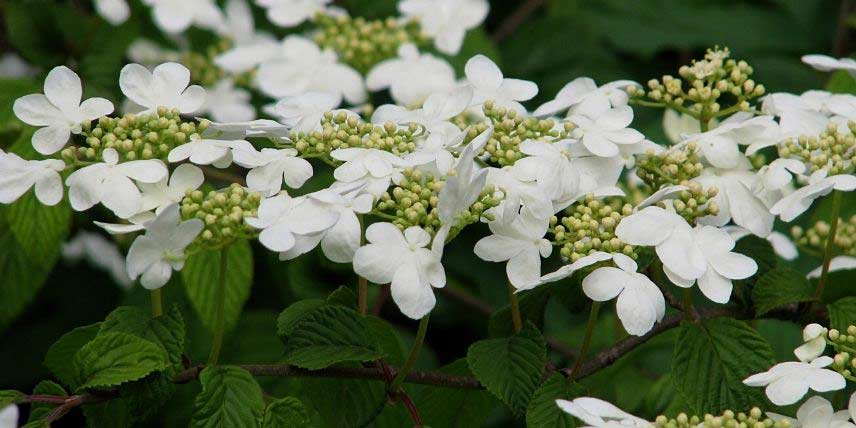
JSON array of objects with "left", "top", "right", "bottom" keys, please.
[
  {"left": 276, "top": 299, "right": 328, "bottom": 341},
  {"left": 262, "top": 397, "right": 311, "bottom": 428},
  {"left": 417, "top": 359, "right": 498, "bottom": 428},
  {"left": 100, "top": 305, "right": 186, "bottom": 368},
  {"left": 326, "top": 285, "right": 358, "bottom": 308},
  {"left": 733, "top": 236, "right": 777, "bottom": 284},
  {"left": 526, "top": 374, "right": 584, "bottom": 428},
  {"left": 4, "top": 1, "right": 64, "bottom": 66},
  {"left": 82, "top": 399, "right": 132, "bottom": 428},
  {"left": 467, "top": 326, "right": 547, "bottom": 416},
  {"left": 672, "top": 318, "right": 775, "bottom": 414},
  {"left": 190, "top": 366, "right": 265, "bottom": 428},
  {"left": 44, "top": 323, "right": 101, "bottom": 389},
  {"left": 301, "top": 373, "right": 387, "bottom": 428},
  {"left": 0, "top": 390, "right": 24, "bottom": 408},
  {"left": 364, "top": 315, "right": 405, "bottom": 366},
  {"left": 281, "top": 305, "right": 383, "bottom": 369},
  {"left": 182, "top": 241, "right": 254, "bottom": 333},
  {"left": 24, "top": 381, "right": 67, "bottom": 428},
  {"left": 489, "top": 287, "right": 550, "bottom": 338},
  {"left": 0, "top": 79, "right": 40, "bottom": 127},
  {"left": 752, "top": 267, "right": 816, "bottom": 316},
  {"left": 74, "top": 332, "right": 170, "bottom": 391},
  {"left": 827, "top": 70, "right": 856, "bottom": 94},
  {"left": 828, "top": 297, "right": 856, "bottom": 331},
  {"left": 5, "top": 191, "right": 72, "bottom": 265}
]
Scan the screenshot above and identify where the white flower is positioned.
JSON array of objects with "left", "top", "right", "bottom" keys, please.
[
  {"left": 803, "top": 54, "right": 856, "bottom": 77},
  {"left": 198, "top": 79, "right": 255, "bottom": 122},
  {"left": 94, "top": 212, "right": 155, "bottom": 235},
  {"left": 768, "top": 396, "right": 856, "bottom": 428},
  {"left": 794, "top": 324, "right": 828, "bottom": 363},
  {"left": 366, "top": 44, "right": 457, "bottom": 107},
  {"left": 684, "top": 113, "right": 780, "bottom": 168},
  {"left": 256, "top": 0, "right": 331, "bottom": 28},
  {"left": 398, "top": 0, "right": 488, "bottom": 55},
  {"left": 13, "top": 66, "right": 114, "bottom": 155},
  {"left": 555, "top": 397, "right": 650, "bottom": 428},
  {"left": 143, "top": 0, "right": 224, "bottom": 34},
  {"left": 758, "top": 158, "right": 806, "bottom": 192},
  {"left": 474, "top": 197, "right": 552, "bottom": 289},
  {"left": 66, "top": 148, "right": 167, "bottom": 218},
  {"left": 213, "top": 0, "right": 280, "bottom": 74},
  {"left": 308, "top": 182, "right": 373, "bottom": 263},
  {"left": 120, "top": 62, "right": 206, "bottom": 114},
  {"left": 569, "top": 105, "right": 645, "bottom": 158},
  {"left": 202, "top": 119, "right": 290, "bottom": 140},
  {"left": 330, "top": 148, "right": 409, "bottom": 196},
  {"left": 436, "top": 131, "right": 491, "bottom": 226},
  {"left": 0, "top": 149, "right": 65, "bottom": 206},
  {"left": 0, "top": 53, "right": 37, "bottom": 78},
  {"left": 486, "top": 168, "right": 553, "bottom": 220},
  {"left": 126, "top": 204, "right": 203, "bottom": 289},
  {"left": 583, "top": 253, "right": 665, "bottom": 336},
  {"left": 138, "top": 163, "right": 204, "bottom": 214},
  {"left": 167, "top": 135, "right": 255, "bottom": 168},
  {"left": 694, "top": 159, "right": 776, "bottom": 237},
  {"left": 245, "top": 193, "right": 339, "bottom": 254},
  {"left": 662, "top": 110, "right": 707, "bottom": 144},
  {"left": 762, "top": 91, "right": 833, "bottom": 138},
  {"left": 723, "top": 226, "right": 798, "bottom": 261},
  {"left": 743, "top": 356, "right": 846, "bottom": 406},
  {"left": 511, "top": 140, "right": 580, "bottom": 203},
  {"left": 807, "top": 256, "right": 856, "bottom": 279},
  {"left": 94, "top": 0, "right": 130, "bottom": 25},
  {"left": 271, "top": 91, "right": 341, "bottom": 133},
  {"left": 353, "top": 223, "right": 446, "bottom": 319},
  {"left": 63, "top": 231, "right": 133, "bottom": 288},
  {"left": 372, "top": 86, "right": 472, "bottom": 137},
  {"left": 534, "top": 77, "right": 638, "bottom": 118},
  {"left": 255, "top": 36, "right": 365, "bottom": 104},
  {"left": 0, "top": 405, "right": 18, "bottom": 428},
  {"left": 464, "top": 55, "right": 538, "bottom": 113},
  {"left": 529, "top": 251, "right": 614, "bottom": 291},
  {"left": 677, "top": 225, "right": 757, "bottom": 304},
  {"left": 772, "top": 171, "right": 856, "bottom": 222},
  {"left": 616, "top": 206, "right": 706, "bottom": 282},
  {"left": 232, "top": 147, "right": 313, "bottom": 196}
]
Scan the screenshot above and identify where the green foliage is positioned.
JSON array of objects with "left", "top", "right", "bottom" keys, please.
[
  {"left": 467, "top": 326, "right": 547, "bottom": 416},
  {"left": 828, "top": 297, "right": 856, "bottom": 331},
  {"left": 672, "top": 318, "right": 775, "bottom": 414},
  {"left": 489, "top": 287, "right": 550, "bottom": 337},
  {"left": 24, "top": 381, "right": 67, "bottom": 428},
  {"left": 301, "top": 374, "right": 387, "bottom": 428},
  {"left": 751, "top": 267, "right": 816, "bottom": 316},
  {"left": 280, "top": 305, "right": 384, "bottom": 369},
  {"left": 191, "top": 366, "right": 266, "bottom": 428},
  {"left": 74, "top": 332, "right": 170, "bottom": 391},
  {"left": 44, "top": 323, "right": 102, "bottom": 389},
  {"left": 182, "top": 241, "right": 254, "bottom": 333},
  {"left": 417, "top": 359, "right": 498, "bottom": 428},
  {"left": 526, "top": 374, "right": 584, "bottom": 428},
  {"left": 100, "top": 305, "right": 186, "bottom": 368},
  {"left": 262, "top": 397, "right": 311, "bottom": 428}
]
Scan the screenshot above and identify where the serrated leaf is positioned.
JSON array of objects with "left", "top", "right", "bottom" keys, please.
[
  {"left": 301, "top": 373, "right": 386, "bottom": 428},
  {"left": 526, "top": 374, "right": 584, "bottom": 428},
  {"left": 672, "top": 318, "right": 774, "bottom": 414},
  {"left": 182, "top": 241, "right": 253, "bottom": 333},
  {"left": 489, "top": 287, "right": 550, "bottom": 338},
  {"left": 262, "top": 397, "right": 311, "bottom": 428},
  {"left": 417, "top": 359, "right": 498, "bottom": 428},
  {"left": 44, "top": 323, "right": 101, "bottom": 389},
  {"left": 190, "top": 366, "right": 265, "bottom": 428},
  {"left": 74, "top": 332, "right": 169, "bottom": 391},
  {"left": 467, "top": 327, "right": 547, "bottom": 416},
  {"left": 100, "top": 305, "right": 185, "bottom": 368},
  {"left": 326, "top": 285, "right": 357, "bottom": 308},
  {"left": 281, "top": 305, "right": 383, "bottom": 369},
  {"left": 82, "top": 399, "right": 132, "bottom": 428},
  {"left": 364, "top": 315, "right": 405, "bottom": 366},
  {"left": 24, "top": 381, "right": 66, "bottom": 428},
  {"left": 0, "top": 390, "right": 24, "bottom": 408},
  {"left": 276, "top": 299, "right": 327, "bottom": 341},
  {"left": 6, "top": 190, "right": 71, "bottom": 265},
  {"left": 752, "top": 267, "right": 816, "bottom": 316},
  {"left": 119, "top": 372, "right": 175, "bottom": 421},
  {"left": 828, "top": 297, "right": 856, "bottom": 331}
]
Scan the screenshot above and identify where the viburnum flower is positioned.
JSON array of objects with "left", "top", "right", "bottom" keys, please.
[
  {"left": 0, "top": 53, "right": 37, "bottom": 78},
  {"left": 474, "top": 197, "right": 552, "bottom": 289},
  {"left": 0, "top": 149, "right": 65, "bottom": 206},
  {"left": 569, "top": 105, "right": 645, "bottom": 158},
  {"left": 256, "top": 0, "right": 332, "bottom": 28},
  {"left": 308, "top": 182, "right": 373, "bottom": 263},
  {"left": 120, "top": 62, "right": 206, "bottom": 114},
  {"left": 743, "top": 356, "right": 845, "bottom": 406},
  {"left": 13, "top": 66, "right": 114, "bottom": 155},
  {"left": 94, "top": 0, "right": 130, "bottom": 25},
  {"left": 232, "top": 147, "right": 313, "bottom": 196},
  {"left": 330, "top": 148, "right": 410, "bottom": 196},
  {"left": 679, "top": 225, "right": 757, "bottom": 304},
  {"left": 807, "top": 256, "right": 856, "bottom": 279},
  {"left": 255, "top": 36, "right": 365, "bottom": 105},
  {"left": 662, "top": 110, "right": 715, "bottom": 144},
  {"left": 372, "top": 87, "right": 473, "bottom": 138},
  {"left": 142, "top": 0, "right": 224, "bottom": 34},
  {"left": 366, "top": 44, "right": 457, "bottom": 107},
  {"left": 767, "top": 396, "right": 856, "bottom": 428},
  {"left": 757, "top": 158, "right": 807, "bottom": 192},
  {"left": 398, "top": 0, "right": 488, "bottom": 55},
  {"left": 203, "top": 119, "right": 290, "bottom": 140},
  {"left": 138, "top": 164, "right": 205, "bottom": 214},
  {"left": 62, "top": 231, "right": 133, "bottom": 289},
  {"left": 271, "top": 91, "right": 342, "bottom": 133},
  {"left": 534, "top": 77, "right": 638, "bottom": 118},
  {"left": 583, "top": 253, "right": 666, "bottom": 336},
  {"left": 66, "top": 148, "right": 167, "bottom": 218},
  {"left": 694, "top": 161, "right": 776, "bottom": 237},
  {"left": 213, "top": 0, "right": 279, "bottom": 74},
  {"left": 126, "top": 204, "right": 203, "bottom": 289},
  {"left": 94, "top": 212, "right": 154, "bottom": 235},
  {"left": 0, "top": 405, "right": 17, "bottom": 428},
  {"left": 198, "top": 79, "right": 256, "bottom": 122},
  {"left": 245, "top": 193, "right": 339, "bottom": 254},
  {"left": 794, "top": 324, "right": 828, "bottom": 362},
  {"left": 464, "top": 55, "right": 538, "bottom": 113},
  {"left": 682, "top": 113, "right": 780, "bottom": 169},
  {"left": 762, "top": 91, "right": 833, "bottom": 138},
  {"left": 511, "top": 140, "right": 580, "bottom": 203},
  {"left": 527, "top": 251, "right": 614, "bottom": 291},
  {"left": 555, "top": 397, "right": 650, "bottom": 428},
  {"left": 353, "top": 223, "right": 446, "bottom": 319},
  {"left": 167, "top": 135, "right": 255, "bottom": 168},
  {"left": 436, "top": 134, "right": 491, "bottom": 226},
  {"left": 486, "top": 168, "right": 553, "bottom": 221},
  {"left": 771, "top": 170, "right": 856, "bottom": 222},
  {"left": 802, "top": 54, "right": 856, "bottom": 77}
]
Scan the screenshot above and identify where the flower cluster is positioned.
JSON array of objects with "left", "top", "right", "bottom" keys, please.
[
  {"left": 180, "top": 184, "right": 261, "bottom": 250},
  {"left": 551, "top": 195, "right": 636, "bottom": 262},
  {"left": 653, "top": 408, "right": 791, "bottom": 428}
]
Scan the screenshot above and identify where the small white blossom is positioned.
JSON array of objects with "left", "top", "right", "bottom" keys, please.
[
  {"left": 685, "top": 113, "right": 780, "bottom": 168},
  {"left": 398, "top": 0, "right": 488, "bottom": 55},
  {"left": 694, "top": 159, "right": 776, "bottom": 237},
  {"left": 758, "top": 158, "right": 807, "bottom": 192},
  {"left": 767, "top": 396, "right": 856, "bottom": 428},
  {"left": 511, "top": 140, "right": 580, "bottom": 204},
  {"left": 232, "top": 147, "right": 313, "bottom": 196},
  {"left": 803, "top": 54, "right": 856, "bottom": 77},
  {"left": 0, "top": 53, "right": 37, "bottom": 78},
  {"left": 138, "top": 163, "right": 205, "bottom": 214},
  {"left": 366, "top": 44, "right": 457, "bottom": 107},
  {"left": 167, "top": 135, "right": 255, "bottom": 168},
  {"left": 256, "top": 0, "right": 332, "bottom": 28},
  {"left": 330, "top": 148, "right": 410, "bottom": 196},
  {"left": 94, "top": 0, "right": 130, "bottom": 25},
  {"left": 120, "top": 62, "right": 206, "bottom": 114},
  {"left": 308, "top": 182, "right": 373, "bottom": 263},
  {"left": 94, "top": 212, "right": 155, "bottom": 235},
  {"left": 63, "top": 231, "right": 133, "bottom": 288},
  {"left": 13, "top": 66, "right": 114, "bottom": 154},
  {"left": 0, "top": 149, "right": 65, "bottom": 206},
  {"left": 126, "top": 204, "right": 203, "bottom": 289},
  {"left": 142, "top": 0, "right": 224, "bottom": 34},
  {"left": 486, "top": 168, "right": 554, "bottom": 220},
  {"left": 534, "top": 77, "right": 638, "bottom": 118},
  {"left": 271, "top": 91, "right": 342, "bottom": 133},
  {"left": 794, "top": 323, "right": 828, "bottom": 363},
  {"left": 555, "top": 397, "right": 650, "bottom": 428},
  {"left": 372, "top": 87, "right": 472, "bottom": 137},
  {"left": 245, "top": 193, "right": 339, "bottom": 254},
  {"left": 807, "top": 256, "right": 856, "bottom": 279},
  {"left": 771, "top": 170, "right": 856, "bottom": 222},
  {"left": 743, "top": 356, "right": 845, "bottom": 406},
  {"left": 569, "top": 105, "right": 645, "bottom": 158},
  {"left": 676, "top": 225, "right": 757, "bottom": 304},
  {"left": 199, "top": 79, "right": 256, "bottom": 122},
  {"left": 213, "top": 0, "right": 280, "bottom": 74},
  {"left": 0, "top": 405, "right": 18, "bottom": 428},
  {"left": 464, "top": 54, "right": 538, "bottom": 114}
]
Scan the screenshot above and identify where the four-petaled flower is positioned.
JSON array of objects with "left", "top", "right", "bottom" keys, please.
[
  {"left": 464, "top": 54, "right": 538, "bottom": 114},
  {"left": 0, "top": 149, "right": 65, "bottom": 205},
  {"left": 126, "top": 204, "right": 204, "bottom": 289},
  {"left": 139, "top": 163, "right": 205, "bottom": 214},
  {"left": 398, "top": 0, "right": 488, "bottom": 55},
  {"left": 120, "top": 62, "right": 206, "bottom": 114},
  {"left": 743, "top": 356, "right": 845, "bottom": 406},
  {"left": 233, "top": 147, "right": 313, "bottom": 196}
]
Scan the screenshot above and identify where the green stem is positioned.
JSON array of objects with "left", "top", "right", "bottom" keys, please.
[
  {"left": 150, "top": 289, "right": 163, "bottom": 318},
  {"left": 569, "top": 302, "right": 601, "bottom": 379},
  {"left": 682, "top": 288, "right": 698, "bottom": 321},
  {"left": 390, "top": 315, "right": 430, "bottom": 391},
  {"left": 508, "top": 282, "right": 523, "bottom": 334},
  {"left": 699, "top": 117, "right": 710, "bottom": 132},
  {"left": 207, "top": 248, "right": 229, "bottom": 366},
  {"left": 815, "top": 190, "right": 843, "bottom": 300}
]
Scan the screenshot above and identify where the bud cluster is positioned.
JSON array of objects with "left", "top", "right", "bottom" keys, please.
[
  {"left": 313, "top": 13, "right": 428, "bottom": 74},
  {"left": 629, "top": 47, "right": 765, "bottom": 123},
  {"left": 180, "top": 184, "right": 261, "bottom": 250},
  {"left": 550, "top": 195, "right": 636, "bottom": 262},
  {"left": 659, "top": 181, "right": 719, "bottom": 224},
  {"left": 636, "top": 143, "right": 704, "bottom": 189},
  {"left": 792, "top": 216, "right": 856, "bottom": 257},
  {"left": 778, "top": 122, "right": 856, "bottom": 175},
  {"left": 829, "top": 325, "right": 856, "bottom": 378},
  {"left": 63, "top": 108, "right": 206, "bottom": 164},
  {"left": 654, "top": 408, "right": 790, "bottom": 428},
  {"left": 475, "top": 101, "right": 571, "bottom": 166},
  {"left": 292, "top": 111, "right": 419, "bottom": 159}
]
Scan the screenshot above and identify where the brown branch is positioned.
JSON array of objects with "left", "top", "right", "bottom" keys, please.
[{"left": 492, "top": 0, "right": 548, "bottom": 42}]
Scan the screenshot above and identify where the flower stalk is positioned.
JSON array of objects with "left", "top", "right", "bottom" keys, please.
[
  {"left": 390, "top": 314, "right": 430, "bottom": 392},
  {"left": 570, "top": 302, "right": 601, "bottom": 379},
  {"left": 150, "top": 288, "right": 163, "bottom": 317},
  {"left": 815, "top": 190, "right": 843, "bottom": 299},
  {"left": 508, "top": 282, "right": 523, "bottom": 334}
]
